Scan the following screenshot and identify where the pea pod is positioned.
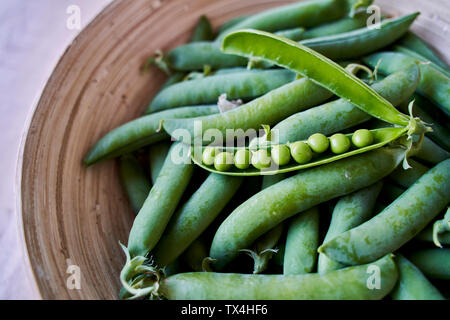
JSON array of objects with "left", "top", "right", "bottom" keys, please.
[
  {"left": 241, "top": 174, "right": 287, "bottom": 274},
  {"left": 319, "top": 159, "right": 450, "bottom": 265},
  {"left": 163, "top": 77, "right": 332, "bottom": 145},
  {"left": 217, "top": 15, "right": 249, "bottom": 37},
  {"left": 407, "top": 249, "right": 450, "bottom": 280},
  {"left": 190, "top": 15, "right": 214, "bottom": 42},
  {"left": 148, "top": 141, "right": 171, "bottom": 184},
  {"left": 397, "top": 32, "right": 450, "bottom": 72},
  {"left": 256, "top": 63, "right": 420, "bottom": 146},
  {"left": 283, "top": 207, "right": 320, "bottom": 275},
  {"left": 221, "top": 29, "right": 416, "bottom": 128},
  {"left": 393, "top": 45, "right": 450, "bottom": 78},
  {"left": 119, "top": 154, "right": 151, "bottom": 213},
  {"left": 127, "top": 142, "right": 194, "bottom": 258},
  {"left": 318, "top": 182, "right": 382, "bottom": 273},
  {"left": 132, "top": 254, "right": 397, "bottom": 300},
  {"left": 151, "top": 173, "right": 243, "bottom": 267},
  {"left": 275, "top": 27, "right": 305, "bottom": 41},
  {"left": 302, "top": 12, "right": 372, "bottom": 39},
  {"left": 146, "top": 69, "right": 296, "bottom": 113},
  {"left": 83, "top": 105, "right": 218, "bottom": 166},
  {"left": 192, "top": 127, "right": 407, "bottom": 176},
  {"left": 414, "top": 136, "right": 450, "bottom": 165},
  {"left": 391, "top": 255, "right": 444, "bottom": 300},
  {"left": 182, "top": 238, "right": 209, "bottom": 272},
  {"left": 388, "top": 158, "right": 429, "bottom": 189},
  {"left": 300, "top": 13, "right": 419, "bottom": 60},
  {"left": 363, "top": 51, "right": 450, "bottom": 117},
  {"left": 209, "top": 147, "right": 405, "bottom": 269},
  {"left": 216, "top": 0, "right": 350, "bottom": 41}
]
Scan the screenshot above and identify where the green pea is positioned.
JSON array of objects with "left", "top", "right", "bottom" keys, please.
[
  {"left": 202, "top": 147, "right": 217, "bottom": 166},
  {"left": 234, "top": 149, "right": 251, "bottom": 169},
  {"left": 307, "top": 133, "right": 329, "bottom": 153},
  {"left": 290, "top": 141, "right": 312, "bottom": 164},
  {"left": 251, "top": 149, "right": 271, "bottom": 169},
  {"left": 352, "top": 129, "right": 374, "bottom": 148},
  {"left": 214, "top": 152, "right": 233, "bottom": 172},
  {"left": 330, "top": 133, "right": 350, "bottom": 154},
  {"left": 271, "top": 145, "right": 291, "bottom": 166}
]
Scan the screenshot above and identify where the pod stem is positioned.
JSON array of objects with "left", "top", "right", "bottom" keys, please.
[
  {"left": 119, "top": 243, "right": 163, "bottom": 300},
  {"left": 240, "top": 248, "right": 278, "bottom": 274},
  {"left": 142, "top": 49, "right": 171, "bottom": 75},
  {"left": 201, "top": 257, "right": 217, "bottom": 272},
  {"left": 432, "top": 208, "right": 450, "bottom": 248}
]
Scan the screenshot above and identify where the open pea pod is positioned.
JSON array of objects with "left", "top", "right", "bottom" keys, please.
[
  {"left": 191, "top": 127, "right": 407, "bottom": 176},
  {"left": 221, "top": 29, "right": 428, "bottom": 134}
]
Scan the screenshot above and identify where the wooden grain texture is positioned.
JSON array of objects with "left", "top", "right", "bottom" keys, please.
[{"left": 19, "top": 0, "right": 449, "bottom": 300}]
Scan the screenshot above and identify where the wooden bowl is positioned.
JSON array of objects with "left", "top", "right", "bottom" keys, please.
[{"left": 18, "top": 0, "right": 449, "bottom": 299}]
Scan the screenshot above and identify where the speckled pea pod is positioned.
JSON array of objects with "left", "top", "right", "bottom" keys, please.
[
  {"left": 146, "top": 69, "right": 296, "bottom": 113},
  {"left": 151, "top": 173, "right": 243, "bottom": 267},
  {"left": 284, "top": 207, "right": 320, "bottom": 275},
  {"left": 299, "top": 13, "right": 419, "bottom": 61},
  {"left": 318, "top": 182, "right": 382, "bottom": 273},
  {"left": 388, "top": 159, "right": 429, "bottom": 189},
  {"left": 209, "top": 147, "right": 405, "bottom": 269},
  {"left": 84, "top": 106, "right": 218, "bottom": 166},
  {"left": 407, "top": 249, "right": 450, "bottom": 280},
  {"left": 148, "top": 141, "right": 171, "bottom": 184},
  {"left": 155, "top": 254, "right": 397, "bottom": 300},
  {"left": 319, "top": 159, "right": 450, "bottom": 265},
  {"left": 127, "top": 142, "right": 194, "bottom": 258},
  {"left": 265, "top": 63, "right": 420, "bottom": 145},
  {"left": 391, "top": 255, "right": 444, "bottom": 300},
  {"left": 397, "top": 32, "right": 450, "bottom": 72},
  {"left": 163, "top": 77, "right": 332, "bottom": 144},
  {"left": 119, "top": 154, "right": 151, "bottom": 213},
  {"left": 363, "top": 51, "right": 450, "bottom": 117},
  {"left": 216, "top": 0, "right": 349, "bottom": 41}
]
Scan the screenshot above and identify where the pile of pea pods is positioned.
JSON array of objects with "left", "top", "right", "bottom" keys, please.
[{"left": 84, "top": 0, "right": 450, "bottom": 300}]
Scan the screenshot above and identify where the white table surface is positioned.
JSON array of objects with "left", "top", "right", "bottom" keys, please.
[{"left": 0, "top": 0, "right": 111, "bottom": 300}]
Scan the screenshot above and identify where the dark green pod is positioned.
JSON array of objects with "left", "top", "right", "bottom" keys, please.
[{"left": 319, "top": 159, "right": 450, "bottom": 265}]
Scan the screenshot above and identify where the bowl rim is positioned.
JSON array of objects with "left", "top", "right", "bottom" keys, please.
[{"left": 15, "top": 0, "right": 114, "bottom": 300}]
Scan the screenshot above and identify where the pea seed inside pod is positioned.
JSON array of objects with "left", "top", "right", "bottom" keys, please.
[
  {"left": 251, "top": 149, "right": 272, "bottom": 170},
  {"left": 307, "top": 133, "right": 329, "bottom": 153},
  {"left": 214, "top": 152, "right": 234, "bottom": 172},
  {"left": 271, "top": 145, "right": 291, "bottom": 166},
  {"left": 290, "top": 141, "right": 313, "bottom": 164},
  {"left": 202, "top": 146, "right": 217, "bottom": 166},
  {"left": 330, "top": 133, "right": 351, "bottom": 154},
  {"left": 234, "top": 149, "right": 251, "bottom": 169},
  {"left": 352, "top": 129, "right": 374, "bottom": 148}
]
